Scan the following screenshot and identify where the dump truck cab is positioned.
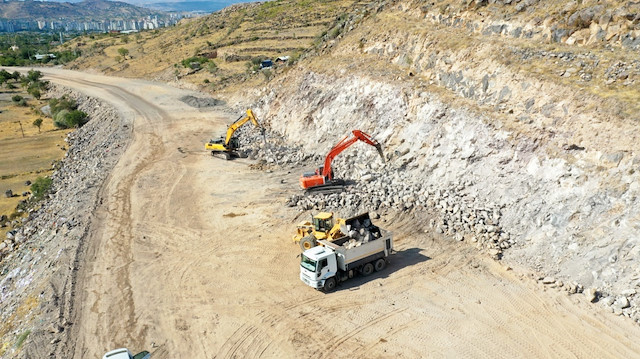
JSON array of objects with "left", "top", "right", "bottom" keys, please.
[{"left": 300, "top": 245, "right": 338, "bottom": 289}]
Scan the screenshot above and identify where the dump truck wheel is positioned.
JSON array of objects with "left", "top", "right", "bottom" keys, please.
[
  {"left": 361, "top": 263, "right": 374, "bottom": 276},
  {"left": 300, "top": 235, "right": 317, "bottom": 251},
  {"left": 323, "top": 277, "right": 336, "bottom": 292},
  {"left": 374, "top": 258, "right": 386, "bottom": 272}
]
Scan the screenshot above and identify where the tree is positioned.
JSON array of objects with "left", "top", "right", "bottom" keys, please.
[
  {"left": 30, "top": 88, "right": 41, "bottom": 100},
  {"left": 33, "top": 118, "right": 43, "bottom": 133},
  {"left": 26, "top": 69, "right": 43, "bottom": 82},
  {"left": 117, "top": 48, "right": 129, "bottom": 59}
]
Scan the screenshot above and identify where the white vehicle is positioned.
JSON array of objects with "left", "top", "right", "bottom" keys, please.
[
  {"left": 103, "top": 348, "right": 150, "bottom": 359},
  {"left": 300, "top": 214, "right": 393, "bottom": 291}
]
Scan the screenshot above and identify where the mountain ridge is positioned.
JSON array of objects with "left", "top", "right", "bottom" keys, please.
[{"left": 0, "top": 0, "right": 167, "bottom": 20}]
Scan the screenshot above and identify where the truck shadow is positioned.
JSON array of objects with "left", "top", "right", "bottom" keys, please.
[{"left": 332, "top": 247, "right": 431, "bottom": 293}]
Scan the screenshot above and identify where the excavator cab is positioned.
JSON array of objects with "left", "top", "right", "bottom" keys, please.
[
  {"left": 227, "top": 136, "right": 240, "bottom": 150},
  {"left": 313, "top": 212, "right": 334, "bottom": 232}
]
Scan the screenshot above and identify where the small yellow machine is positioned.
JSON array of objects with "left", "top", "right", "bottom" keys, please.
[
  {"left": 205, "top": 109, "right": 262, "bottom": 160},
  {"left": 293, "top": 212, "right": 348, "bottom": 251},
  {"left": 293, "top": 212, "right": 376, "bottom": 251}
]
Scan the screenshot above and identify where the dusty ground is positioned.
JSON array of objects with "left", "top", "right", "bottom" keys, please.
[{"left": 34, "top": 69, "right": 640, "bottom": 358}]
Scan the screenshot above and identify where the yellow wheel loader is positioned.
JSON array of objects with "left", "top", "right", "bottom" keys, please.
[{"left": 293, "top": 212, "right": 375, "bottom": 251}]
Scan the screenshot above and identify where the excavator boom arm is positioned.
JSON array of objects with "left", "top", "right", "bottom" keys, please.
[
  {"left": 322, "top": 130, "right": 384, "bottom": 180},
  {"left": 224, "top": 109, "right": 261, "bottom": 145}
]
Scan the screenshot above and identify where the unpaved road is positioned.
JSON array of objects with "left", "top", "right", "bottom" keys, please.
[{"left": 39, "top": 69, "right": 640, "bottom": 358}]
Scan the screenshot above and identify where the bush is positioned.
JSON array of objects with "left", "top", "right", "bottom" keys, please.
[
  {"left": 53, "top": 109, "right": 88, "bottom": 129},
  {"left": 181, "top": 56, "right": 209, "bottom": 69},
  {"left": 49, "top": 96, "right": 77, "bottom": 115},
  {"left": 65, "top": 110, "right": 89, "bottom": 127},
  {"left": 30, "top": 176, "right": 52, "bottom": 200},
  {"left": 207, "top": 61, "right": 218, "bottom": 73},
  {"left": 12, "top": 95, "right": 23, "bottom": 103}
]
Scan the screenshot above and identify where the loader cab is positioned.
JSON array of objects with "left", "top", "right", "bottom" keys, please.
[{"left": 313, "top": 212, "right": 334, "bottom": 233}]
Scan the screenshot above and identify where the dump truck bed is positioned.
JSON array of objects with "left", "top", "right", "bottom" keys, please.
[{"left": 318, "top": 229, "right": 392, "bottom": 271}]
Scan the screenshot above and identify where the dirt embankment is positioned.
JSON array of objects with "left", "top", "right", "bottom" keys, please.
[{"left": 0, "top": 85, "right": 130, "bottom": 358}]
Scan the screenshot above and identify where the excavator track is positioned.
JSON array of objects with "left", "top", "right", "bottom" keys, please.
[{"left": 304, "top": 184, "right": 345, "bottom": 195}]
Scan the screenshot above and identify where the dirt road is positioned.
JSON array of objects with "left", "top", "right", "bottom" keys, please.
[{"left": 39, "top": 69, "right": 640, "bottom": 358}]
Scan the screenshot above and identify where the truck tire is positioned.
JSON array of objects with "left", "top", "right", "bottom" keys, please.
[
  {"left": 299, "top": 235, "right": 317, "bottom": 251},
  {"left": 361, "top": 263, "right": 374, "bottom": 276},
  {"left": 374, "top": 258, "right": 386, "bottom": 272},
  {"left": 323, "top": 277, "right": 336, "bottom": 292}
]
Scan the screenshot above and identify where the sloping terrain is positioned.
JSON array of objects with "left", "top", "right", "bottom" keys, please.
[
  {"left": 0, "top": 0, "right": 637, "bottom": 357},
  {"left": 64, "top": 0, "right": 363, "bottom": 89}
]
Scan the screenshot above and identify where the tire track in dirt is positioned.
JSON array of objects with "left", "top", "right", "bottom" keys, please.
[
  {"left": 43, "top": 73, "right": 175, "bottom": 355},
  {"left": 316, "top": 307, "right": 407, "bottom": 359}
]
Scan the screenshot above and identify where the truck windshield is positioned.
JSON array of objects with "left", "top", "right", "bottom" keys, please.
[{"left": 300, "top": 254, "right": 316, "bottom": 272}]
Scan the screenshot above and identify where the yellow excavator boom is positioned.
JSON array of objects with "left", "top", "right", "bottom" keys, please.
[{"left": 224, "top": 109, "right": 261, "bottom": 145}]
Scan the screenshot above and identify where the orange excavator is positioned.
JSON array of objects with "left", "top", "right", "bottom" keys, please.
[{"left": 300, "top": 130, "right": 384, "bottom": 192}]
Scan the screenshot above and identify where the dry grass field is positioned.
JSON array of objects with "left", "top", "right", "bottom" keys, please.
[{"left": 0, "top": 91, "right": 70, "bottom": 227}]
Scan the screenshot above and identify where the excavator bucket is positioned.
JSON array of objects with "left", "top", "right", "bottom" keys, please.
[{"left": 375, "top": 143, "right": 385, "bottom": 163}]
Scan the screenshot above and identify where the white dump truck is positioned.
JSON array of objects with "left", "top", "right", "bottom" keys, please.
[
  {"left": 102, "top": 348, "right": 150, "bottom": 359},
  {"left": 299, "top": 213, "right": 393, "bottom": 291}
]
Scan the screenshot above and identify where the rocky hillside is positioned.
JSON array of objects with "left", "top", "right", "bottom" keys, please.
[{"left": 219, "top": 0, "right": 640, "bottom": 321}]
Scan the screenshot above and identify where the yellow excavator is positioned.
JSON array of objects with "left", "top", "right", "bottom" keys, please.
[{"left": 205, "top": 109, "right": 263, "bottom": 160}]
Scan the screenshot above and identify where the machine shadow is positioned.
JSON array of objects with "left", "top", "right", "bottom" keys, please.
[{"left": 332, "top": 247, "right": 431, "bottom": 292}]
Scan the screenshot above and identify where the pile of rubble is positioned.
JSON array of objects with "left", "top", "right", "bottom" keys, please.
[
  {"left": 341, "top": 215, "right": 382, "bottom": 249},
  {"left": 235, "top": 122, "right": 511, "bottom": 259}
]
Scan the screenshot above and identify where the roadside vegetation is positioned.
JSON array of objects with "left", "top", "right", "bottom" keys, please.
[{"left": 0, "top": 70, "right": 75, "bottom": 235}]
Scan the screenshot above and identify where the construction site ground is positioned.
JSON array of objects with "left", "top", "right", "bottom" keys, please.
[{"left": 39, "top": 69, "right": 640, "bottom": 358}]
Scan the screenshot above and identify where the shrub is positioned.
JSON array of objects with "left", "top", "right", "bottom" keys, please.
[
  {"left": 181, "top": 56, "right": 209, "bottom": 69},
  {"left": 30, "top": 177, "right": 52, "bottom": 200},
  {"left": 65, "top": 110, "right": 88, "bottom": 127},
  {"left": 117, "top": 48, "right": 129, "bottom": 58},
  {"left": 49, "top": 96, "right": 77, "bottom": 115},
  {"left": 12, "top": 95, "right": 23, "bottom": 103},
  {"left": 28, "top": 88, "right": 41, "bottom": 100},
  {"left": 207, "top": 61, "right": 218, "bottom": 73},
  {"left": 53, "top": 109, "right": 88, "bottom": 129}
]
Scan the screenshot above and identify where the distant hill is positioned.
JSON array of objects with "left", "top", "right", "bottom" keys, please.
[
  {"left": 0, "top": 0, "right": 166, "bottom": 20},
  {"left": 142, "top": 0, "right": 255, "bottom": 13}
]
